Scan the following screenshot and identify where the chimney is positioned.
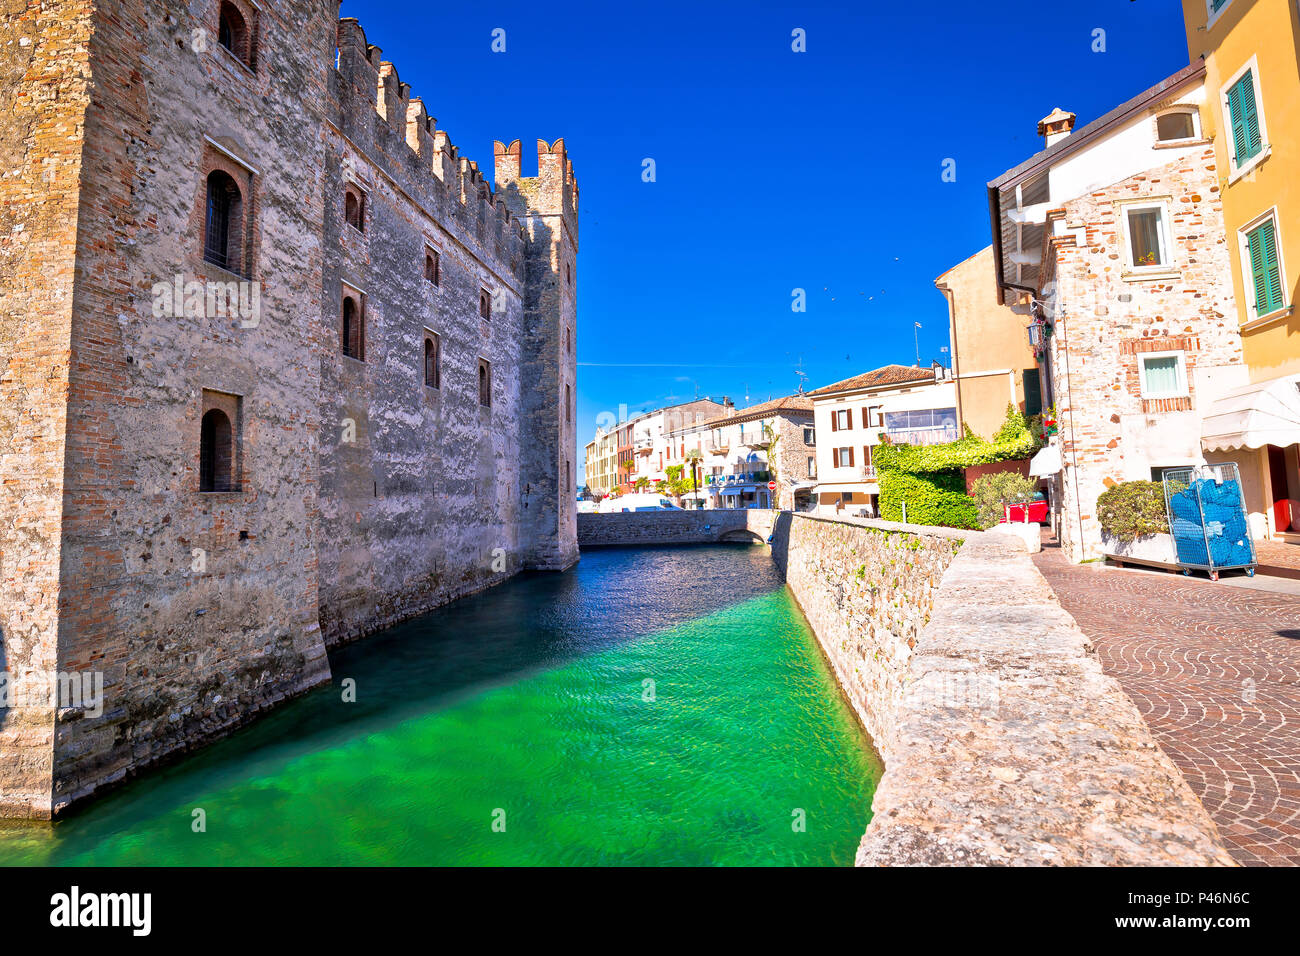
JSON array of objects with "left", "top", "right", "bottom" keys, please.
[{"left": 1037, "top": 107, "right": 1076, "bottom": 147}]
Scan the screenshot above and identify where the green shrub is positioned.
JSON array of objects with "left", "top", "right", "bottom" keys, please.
[
  {"left": 873, "top": 404, "right": 1043, "bottom": 474},
  {"left": 970, "top": 471, "right": 1038, "bottom": 530},
  {"left": 879, "top": 470, "right": 980, "bottom": 530},
  {"left": 1096, "top": 480, "right": 1169, "bottom": 542}
]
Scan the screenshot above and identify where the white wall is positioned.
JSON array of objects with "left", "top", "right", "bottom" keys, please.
[{"left": 1048, "top": 88, "right": 1206, "bottom": 202}]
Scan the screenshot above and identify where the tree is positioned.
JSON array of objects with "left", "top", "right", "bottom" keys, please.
[
  {"left": 970, "top": 470, "right": 1037, "bottom": 530},
  {"left": 684, "top": 448, "right": 703, "bottom": 506},
  {"left": 664, "top": 464, "right": 691, "bottom": 504}
]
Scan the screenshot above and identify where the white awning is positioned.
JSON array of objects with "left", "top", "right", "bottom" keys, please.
[
  {"left": 1202, "top": 373, "right": 1300, "bottom": 452},
  {"left": 1028, "top": 444, "right": 1062, "bottom": 477}
]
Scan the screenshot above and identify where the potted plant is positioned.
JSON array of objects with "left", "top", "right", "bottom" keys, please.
[{"left": 1098, "top": 480, "right": 1177, "bottom": 566}]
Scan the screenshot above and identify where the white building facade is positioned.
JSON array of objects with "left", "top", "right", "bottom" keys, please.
[{"left": 810, "top": 365, "right": 958, "bottom": 517}]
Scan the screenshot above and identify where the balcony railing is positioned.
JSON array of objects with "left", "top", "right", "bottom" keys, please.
[
  {"left": 703, "top": 471, "right": 771, "bottom": 488},
  {"left": 883, "top": 425, "right": 960, "bottom": 448}
]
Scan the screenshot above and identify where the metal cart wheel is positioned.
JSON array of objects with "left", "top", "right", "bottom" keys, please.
[
  {"left": 1247, "top": 568, "right": 1256, "bottom": 578},
  {"left": 1210, "top": 571, "right": 1220, "bottom": 582}
]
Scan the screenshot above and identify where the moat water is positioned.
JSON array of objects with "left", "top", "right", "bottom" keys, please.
[{"left": 0, "top": 545, "right": 880, "bottom": 866}]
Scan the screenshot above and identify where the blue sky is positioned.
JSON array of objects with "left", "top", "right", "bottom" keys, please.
[{"left": 342, "top": 0, "right": 1192, "bottom": 465}]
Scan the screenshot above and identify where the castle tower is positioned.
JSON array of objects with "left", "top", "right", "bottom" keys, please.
[{"left": 495, "top": 138, "right": 580, "bottom": 570}]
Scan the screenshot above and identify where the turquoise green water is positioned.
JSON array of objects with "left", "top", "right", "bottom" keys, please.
[{"left": 0, "top": 545, "right": 880, "bottom": 866}]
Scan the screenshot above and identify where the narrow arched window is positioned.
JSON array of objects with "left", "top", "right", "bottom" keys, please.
[
  {"left": 479, "top": 289, "right": 491, "bottom": 319},
  {"left": 342, "top": 296, "right": 363, "bottom": 360},
  {"left": 344, "top": 187, "right": 365, "bottom": 232},
  {"left": 200, "top": 409, "right": 234, "bottom": 492},
  {"left": 425, "top": 250, "right": 440, "bottom": 285},
  {"left": 217, "top": 3, "right": 251, "bottom": 68},
  {"left": 424, "top": 334, "right": 439, "bottom": 388},
  {"left": 478, "top": 359, "right": 491, "bottom": 406},
  {"left": 204, "top": 170, "right": 241, "bottom": 271}
]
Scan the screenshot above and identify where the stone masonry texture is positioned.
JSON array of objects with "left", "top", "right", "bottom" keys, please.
[
  {"left": 578, "top": 509, "right": 779, "bottom": 548},
  {"left": 773, "top": 514, "right": 1234, "bottom": 865},
  {"left": 1047, "top": 147, "right": 1243, "bottom": 563},
  {"left": 0, "top": 1, "right": 576, "bottom": 817}
]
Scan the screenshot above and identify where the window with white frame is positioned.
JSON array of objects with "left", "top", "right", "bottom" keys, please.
[
  {"left": 1238, "top": 209, "right": 1288, "bottom": 320},
  {"left": 1123, "top": 202, "right": 1172, "bottom": 271},
  {"left": 832, "top": 446, "right": 854, "bottom": 468},
  {"left": 833, "top": 408, "right": 852, "bottom": 430},
  {"left": 1206, "top": 0, "right": 1234, "bottom": 30},
  {"left": 1220, "top": 57, "right": 1268, "bottom": 180},
  {"left": 1138, "top": 351, "right": 1189, "bottom": 399}
]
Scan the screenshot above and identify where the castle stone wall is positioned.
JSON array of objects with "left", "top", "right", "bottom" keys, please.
[{"left": 0, "top": 0, "right": 577, "bottom": 816}]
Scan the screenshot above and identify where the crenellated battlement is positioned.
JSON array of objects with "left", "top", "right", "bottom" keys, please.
[
  {"left": 333, "top": 17, "right": 578, "bottom": 255},
  {"left": 493, "top": 137, "right": 580, "bottom": 245}
]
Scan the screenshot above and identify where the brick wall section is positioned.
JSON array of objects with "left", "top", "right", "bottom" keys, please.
[
  {"left": 0, "top": 0, "right": 94, "bottom": 819},
  {"left": 774, "top": 515, "right": 1234, "bottom": 865},
  {"left": 0, "top": 2, "right": 577, "bottom": 816},
  {"left": 1047, "top": 148, "right": 1243, "bottom": 562}
]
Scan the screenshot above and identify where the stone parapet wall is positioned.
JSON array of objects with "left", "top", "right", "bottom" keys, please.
[
  {"left": 577, "top": 509, "right": 778, "bottom": 548},
  {"left": 776, "top": 514, "right": 1234, "bottom": 866},
  {"left": 771, "top": 516, "right": 963, "bottom": 762}
]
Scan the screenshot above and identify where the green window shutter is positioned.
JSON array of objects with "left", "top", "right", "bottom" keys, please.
[
  {"left": 1247, "top": 220, "right": 1285, "bottom": 315},
  {"left": 1261, "top": 221, "right": 1284, "bottom": 313},
  {"left": 1227, "top": 71, "right": 1263, "bottom": 165}
]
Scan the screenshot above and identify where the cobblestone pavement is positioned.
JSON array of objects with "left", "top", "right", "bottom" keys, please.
[
  {"left": 1256, "top": 539, "right": 1300, "bottom": 578},
  {"left": 1033, "top": 539, "right": 1300, "bottom": 866}
]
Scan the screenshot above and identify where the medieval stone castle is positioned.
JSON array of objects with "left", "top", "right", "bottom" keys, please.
[{"left": 0, "top": 1, "right": 578, "bottom": 818}]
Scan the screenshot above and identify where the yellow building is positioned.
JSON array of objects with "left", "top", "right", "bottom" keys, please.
[
  {"left": 1184, "top": 0, "right": 1300, "bottom": 539},
  {"left": 1183, "top": 0, "right": 1299, "bottom": 378},
  {"left": 935, "top": 245, "right": 1042, "bottom": 439}
]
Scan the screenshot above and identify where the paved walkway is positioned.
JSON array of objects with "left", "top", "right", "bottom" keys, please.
[
  {"left": 1033, "top": 539, "right": 1300, "bottom": 866},
  {"left": 1256, "top": 539, "right": 1300, "bottom": 579}
]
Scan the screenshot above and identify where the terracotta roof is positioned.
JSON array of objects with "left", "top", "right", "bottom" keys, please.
[
  {"left": 695, "top": 393, "right": 814, "bottom": 429},
  {"left": 809, "top": 365, "right": 935, "bottom": 396}
]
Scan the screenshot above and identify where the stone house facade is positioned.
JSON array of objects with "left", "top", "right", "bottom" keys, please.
[
  {"left": 0, "top": 2, "right": 576, "bottom": 818},
  {"left": 1043, "top": 146, "right": 1245, "bottom": 561},
  {"left": 988, "top": 62, "right": 1251, "bottom": 563}
]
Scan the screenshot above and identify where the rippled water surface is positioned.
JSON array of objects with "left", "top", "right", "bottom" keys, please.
[{"left": 0, "top": 545, "right": 880, "bottom": 866}]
